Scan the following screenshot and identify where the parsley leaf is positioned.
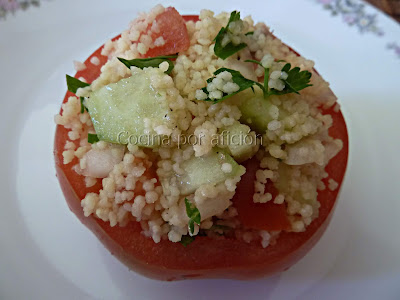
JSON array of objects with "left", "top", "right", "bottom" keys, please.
[
  {"left": 214, "top": 11, "right": 247, "bottom": 60},
  {"left": 269, "top": 63, "right": 312, "bottom": 95},
  {"left": 117, "top": 55, "right": 177, "bottom": 74},
  {"left": 200, "top": 68, "right": 263, "bottom": 103},
  {"left": 245, "top": 60, "right": 312, "bottom": 97},
  {"left": 80, "top": 97, "right": 88, "bottom": 114},
  {"left": 66, "top": 75, "right": 90, "bottom": 94},
  {"left": 184, "top": 198, "right": 201, "bottom": 235},
  {"left": 88, "top": 133, "right": 99, "bottom": 144},
  {"left": 199, "top": 61, "right": 312, "bottom": 104},
  {"left": 180, "top": 235, "right": 195, "bottom": 247}
]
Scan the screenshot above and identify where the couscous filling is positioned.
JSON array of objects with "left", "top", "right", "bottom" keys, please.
[{"left": 55, "top": 5, "right": 342, "bottom": 248}]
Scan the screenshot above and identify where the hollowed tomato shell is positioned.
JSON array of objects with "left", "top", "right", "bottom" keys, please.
[{"left": 54, "top": 15, "right": 348, "bottom": 281}]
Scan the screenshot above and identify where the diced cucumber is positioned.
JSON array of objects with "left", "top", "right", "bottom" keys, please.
[
  {"left": 169, "top": 149, "right": 245, "bottom": 196},
  {"left": 85, "top": 70, "right": 171, "bottom": 147},
  {"left": 228, "top": 89, "right": 287, "bottom": 134},
  {"left": 221, "top": 122, "right": 259, "bottom": 162}
]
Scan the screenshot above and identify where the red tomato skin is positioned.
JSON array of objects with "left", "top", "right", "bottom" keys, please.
[{"left": 54, "top": 15, "right": 349, "bottom": 281}]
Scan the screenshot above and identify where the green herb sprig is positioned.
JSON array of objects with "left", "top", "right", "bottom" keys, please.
[
  {"left": 118, "top": 55, "right": 178, "bottom": 74},
  {"left": 66, "top": 75, "right": 90, "bottom": 114},
  {"left": 88, "top": 133, "right": 99, "bottom": 144},
  {"left": 271, "top": 63, "right": 313, "bottom": 95},
  {"left": 198, "top": 60, "right": 312, "bottom": 103},
  {"left": 184, "top": 198, "right": 201, "bottom": 236},
  {"left": 66, "top": 75, "right": 90, "bottom": 94},
  {"left": 245, "top": 59, "right": 270, "bottom": 97},
  {"left": 214, "top": 11, "right": 248, "bottom": 60},
  {"left": 200, "top": 68, "right": 263, "bottom": 103},
  {"left": 80, "top": 97, "right": 88, "bottom": 113},
  {"left": 245, "top": 60, "right": 312, "bottom": 97},
  {"left": 180, "top": 235, "right": 195, "bottom": 247}
]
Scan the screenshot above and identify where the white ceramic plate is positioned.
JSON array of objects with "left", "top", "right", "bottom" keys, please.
[{"left": 1, "top": 0, "right": 399, "bottom": 299}]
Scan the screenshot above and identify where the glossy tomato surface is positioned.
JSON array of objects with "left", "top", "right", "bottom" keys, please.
[{"left": 54, "top": 14, "right": 348, "bottom": 281}]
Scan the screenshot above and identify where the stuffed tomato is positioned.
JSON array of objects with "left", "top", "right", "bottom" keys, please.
[{"left": 54, "top": 6, "right": 348, "bottom": 281}]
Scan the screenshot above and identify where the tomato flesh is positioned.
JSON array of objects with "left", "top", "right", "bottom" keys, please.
[
  {"left": 232, "top": 158, "right": 291, "bottom": 231},
  {"left": 143, "top": 7, "right": 190, "bottom": 57},
  {"left": 54, "top": 14, "right": 349, "bottom": 281}
]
